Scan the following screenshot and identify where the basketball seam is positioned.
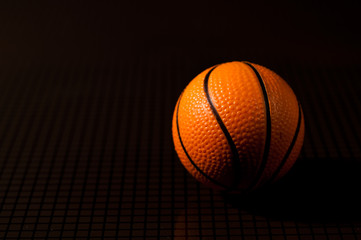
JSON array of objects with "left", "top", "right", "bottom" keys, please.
[
  {"left": 175, "top": 90, "right": 229, "bottom": 190},
  {"left": 243, "top": 62, "right": 272, "bottom": 191},
  {"left": 203, "top": 65, "right": 242, "bottom": 189},
  {"left": 266, "top": 102, "right": 303, "bottom": 185}
]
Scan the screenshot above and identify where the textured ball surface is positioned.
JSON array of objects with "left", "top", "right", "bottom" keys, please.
[{"left": 172, "top": 61, "right": 305, "bottom": 192}]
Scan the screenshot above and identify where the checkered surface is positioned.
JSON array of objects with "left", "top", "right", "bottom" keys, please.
[{"left": 1, "top": 52, "right": 360, "bottom": 239}]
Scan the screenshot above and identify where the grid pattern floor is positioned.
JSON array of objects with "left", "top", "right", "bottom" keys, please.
[{"left": 1, "top": 52, "right": 361, "bottom": 239}]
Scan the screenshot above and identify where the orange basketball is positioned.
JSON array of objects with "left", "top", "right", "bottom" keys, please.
[{"left": 172, "top": 61, "right": 305, "bottom": 192}]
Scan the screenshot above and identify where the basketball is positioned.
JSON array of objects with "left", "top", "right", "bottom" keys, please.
[{"left": 172, "top": 61, "right": 305, "bottom": 192}]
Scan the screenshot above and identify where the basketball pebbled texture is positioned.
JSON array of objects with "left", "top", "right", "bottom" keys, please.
[{"left": 172, "top": 61, "right": 305, "bottom": 192}]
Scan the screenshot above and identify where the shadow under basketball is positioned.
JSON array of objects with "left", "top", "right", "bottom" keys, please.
[{"left": 223, "top": 158, "right": 361, "bottom": 222}]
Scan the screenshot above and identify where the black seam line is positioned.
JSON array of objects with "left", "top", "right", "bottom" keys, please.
[
  {"left": 176, "top": 89, "right": 229, "bottom": 190},
  {"left": 204, "top": 66, "right": 241, "bottom": 190},
  {"left": 265, "top": 102, "right": 302, "bottom": 185},
  {"left": 243, "top": 62, "right": 272, "bottom": 191}
]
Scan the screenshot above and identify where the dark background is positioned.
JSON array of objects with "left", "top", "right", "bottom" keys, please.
[{"left": 1, "top": 0, "right": 361, "bottom": 239}]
